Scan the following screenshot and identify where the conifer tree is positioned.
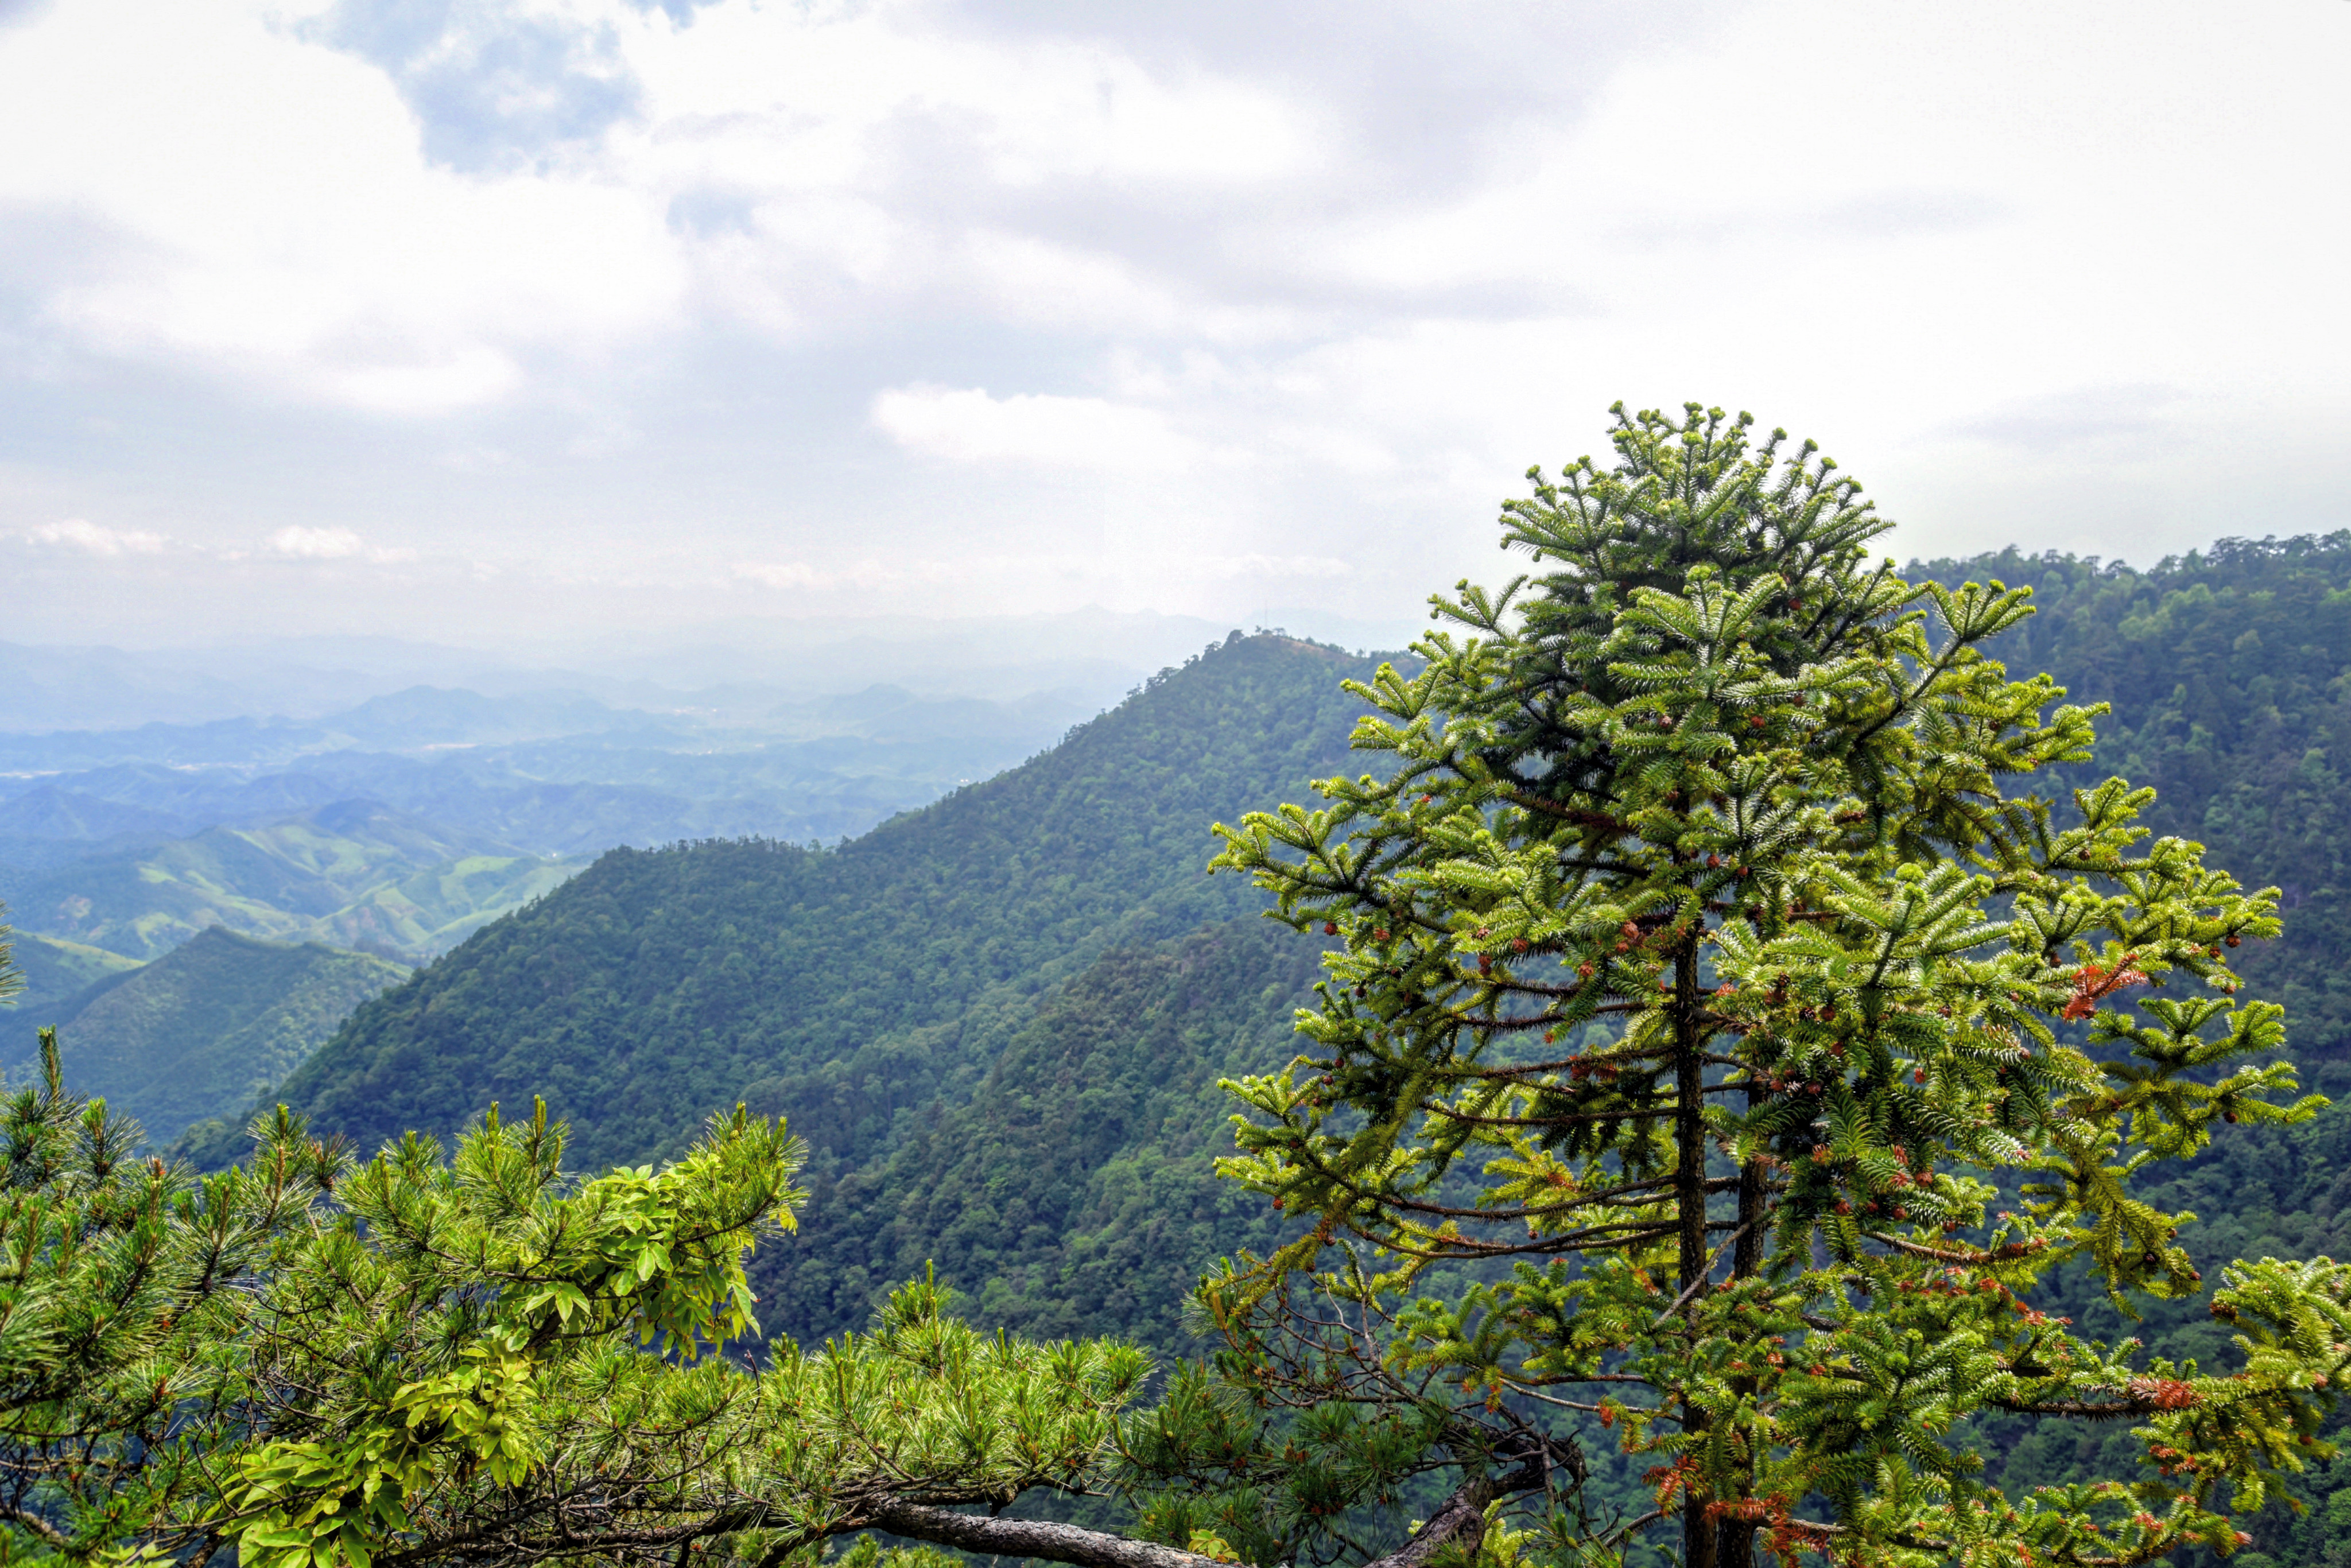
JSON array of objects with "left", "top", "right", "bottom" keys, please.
[{"left": 1208, "top": 402, "right": 2349, "bottom": 1566}]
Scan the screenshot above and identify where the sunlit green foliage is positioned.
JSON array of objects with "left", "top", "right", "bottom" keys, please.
[
  {"left": 1, "top": 1058, "right": 1161, "bottom": 1568},
  {"left": 0, "top": 1030, "right": 333, "bottom": 1566},
  {"left": 216, "top": 1116, "right": 1148, "bottom": 1568}
]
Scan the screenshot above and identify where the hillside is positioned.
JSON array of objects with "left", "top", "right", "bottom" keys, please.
[
  {"left": 1912, "top": 533, "right": 2351, "bottom": 1075},
  {"left": 9, "top": 932, "right": 142, "bottom": 1011},
  {"left": 169, "top": 542, "right": 2351, "bottom": 1439},
  {"left": 185, "top": 634, "right": 1384, "bottom": 1178},
  {"left": 761, "top": 916, "right": 1316, "bottom": 1350},
  {"left": 2, "top": 799, "right": 585, "bottom": 961},
  {"left": 6, "top": 927, "right": 408, "bottom": 1143}
]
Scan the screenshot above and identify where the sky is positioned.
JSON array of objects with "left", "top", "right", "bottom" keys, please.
[{"left": 1, "top": 0, "right": 2346, "bottom": 655}]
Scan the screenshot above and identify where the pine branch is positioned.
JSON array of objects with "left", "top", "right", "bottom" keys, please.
[{"left": 875, "top": 1458, "right": 1549, "bottom": 1568}]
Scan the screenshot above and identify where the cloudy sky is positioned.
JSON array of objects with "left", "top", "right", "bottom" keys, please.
[{"left": 1, "top": 0, "right": 2345, "bottom": 653}]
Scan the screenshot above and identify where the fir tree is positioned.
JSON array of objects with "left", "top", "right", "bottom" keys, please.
[{"left": 1208, "top": 402, "right": 2349, "bottom": 1566}]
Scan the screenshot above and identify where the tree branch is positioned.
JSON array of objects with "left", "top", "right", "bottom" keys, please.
[
  {"left": 866, "top": 1504, "right": 1212, "bottom": 1568},
  {"left": 872, "top": 1460, "right": 1550, "bottom": 1568}
]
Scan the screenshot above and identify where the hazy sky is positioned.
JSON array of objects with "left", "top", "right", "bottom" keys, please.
[{"left": 2, "top": 0, "right": 2345, "bottom": 652}]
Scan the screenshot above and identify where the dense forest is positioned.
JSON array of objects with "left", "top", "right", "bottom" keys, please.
[
  {"left": 1, "top": 926, "right": 406, "bottom": 1142},
  {"left": 763, "top": 917, "right": 1312, "bottom": 1353}
]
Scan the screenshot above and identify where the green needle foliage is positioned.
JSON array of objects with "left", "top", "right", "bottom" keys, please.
[
  {"left": 1209, "top": 402, "right": 2349, "bottom": 1567},
  {"left": 0, "top": 1029, "right": 332, "bottom": 1566},
  {"left": 0, "top": 980, "right": 1159, "bottom": 1568},
  {"left": 0, "top": 1077, "right": 1161, "bottom": 1568},
  {"left": 216, "top": 1099, "right": 806, "bottom": 1568}
]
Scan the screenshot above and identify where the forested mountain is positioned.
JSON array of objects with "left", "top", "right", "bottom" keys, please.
[
  {"left": 1914, "top": 533, "right": 2351, "bottom": 1082},
  {"left": 5, "top": 927, "right": 406, "bottom": 1142},
  {"left": 763, "top": 917, "right": 1312, "bottom": 1350},
  {"left": 0, "top": 798, "right": 583, "bottom": 960},
  {"left": 179, "top": 634, "right": 1382, "bottom": 1186}
]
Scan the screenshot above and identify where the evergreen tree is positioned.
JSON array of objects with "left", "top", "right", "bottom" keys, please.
[{"left": 1209, "top": 402, "right": 2349, "bottom": 1565}]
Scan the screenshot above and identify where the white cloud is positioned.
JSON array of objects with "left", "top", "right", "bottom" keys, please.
[
  {"left": 732, "top": 561, "right": 833, "bottom": 591},
  {"left": 2, "top": 0, "right": 2349, "bottom": 643},
  {"left": 870, "top": 385, "right": 1200, "bottom": 472},
  {"left": 731, "top": 559, "right": 895, "bottom": 592},
  {"left": 0, "top": 0, "right": 683, "bottom": 414},
  {"left": 265, "top": 526, "right": 364, "bottom": 560},
  {"left": 0, "top": 0, "right": 1326, "bottom": 416},
  {"left": 24, "top": 518, "right": 168, "bottom": 556}
]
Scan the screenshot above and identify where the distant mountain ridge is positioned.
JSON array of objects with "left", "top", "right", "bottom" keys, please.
[
  {"left": 10, "top": 933, "right": 141, "bottom": 1012},
  {"left": 0, "top": 610, "right": 1268, "bottom": 734},
  {"left": 7, "top": 927, "right": 408, "bottom": 1143},
  {"left": 2, "top": 798, "right": 581, "bottom": 961},
  {"left": 0, "top": 785, "right": 195, "bottom": 841},
  {"left": 0, "top": 681, "right": 1097, "bottom": 857},
  {"left": 183, "top": 634, "right": 1384, "bottom": 1176},
  {"left": 0, "top": 672, "right": 1121, "bottom": 964}
]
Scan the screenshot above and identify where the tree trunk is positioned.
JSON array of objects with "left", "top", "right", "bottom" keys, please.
[
  {"left": 1713, "top": 1116, "right": 1771, "bottom": 1568},
  {"left": 1672, "top": 938, "right": 1716, "bottom": 1568}
]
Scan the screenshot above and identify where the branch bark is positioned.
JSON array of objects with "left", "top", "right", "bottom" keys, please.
[
  {"left": 865, "top": 1505, "right": 1211, "bottom": 1568},
  {"left": 871, "top": 1462, "right": 1545, "bottom": 1568}
]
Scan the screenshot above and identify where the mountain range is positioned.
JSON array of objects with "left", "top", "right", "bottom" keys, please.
[
  {"left": 178, "top": 633, "right": 1382, "bottom": 1179},
  {"left": 17, "top": 537, "right": 2351, "bottom": 1558},
  {"left": 178, "top": 541, "right": 2351, "bottom": 1351}
]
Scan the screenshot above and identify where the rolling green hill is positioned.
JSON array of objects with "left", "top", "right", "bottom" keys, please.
[
  {"left": 5, "top": 799, "right": 585, "bottom": 961},
  {"left": 7, "top": 926, "right": 408, "bottom": 1143},
  {"left": 9, "top": 932, "right": 142, "bottom": 1011},
  {"left": 184, "top": 634, "right": 1384, "bottom": 1182}
]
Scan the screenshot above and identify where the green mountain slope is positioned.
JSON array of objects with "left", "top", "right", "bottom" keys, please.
[
  {"left": 194, "top": 635, "right": 1383, "bottom": 1176},
  {"left": 760, "top": 916, "right": 1316, "bottom": 1349},
  {"left": 9, "top": 927, "right": 408, "bottom": 1143},
  {"left": 183, "top": 542, "right": 2351, "bottom": 1400},
  {"left": 9, "top": 932, "right": 142, "bottom": 1011},
  {"left": 1911, "top": 533, "right": 2351, "bottom": 1066},
  {"left": 6, "top": 799, "right": 585, "bottom": 961}
]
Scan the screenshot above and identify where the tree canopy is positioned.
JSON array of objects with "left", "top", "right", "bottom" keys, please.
[
  {"left": 1209, "top": 402, "right": 2344, "bottom": 1565},
  {"left": 0, "top": 1041, "right": 1162, "bottom": 1568}
]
